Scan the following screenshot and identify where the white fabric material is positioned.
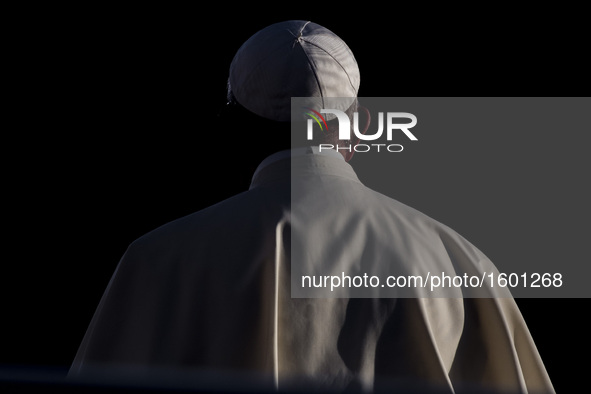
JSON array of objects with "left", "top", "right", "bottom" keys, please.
[
  {"left": 251, "top": 146, "right": 343, "bottom": 186},
  {"left": 229, "top": 20, "right": 360, "bottom": 122},
  {"left": 69, "top": 151, "right": 554, "bottom": 393}
]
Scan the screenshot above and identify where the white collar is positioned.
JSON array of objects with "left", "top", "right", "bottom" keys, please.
[{"left": 251, "top": 147, "right": 344, "bottom": 183}]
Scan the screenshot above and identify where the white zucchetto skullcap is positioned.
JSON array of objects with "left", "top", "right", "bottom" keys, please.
[{"left": 229, "top": 20, "right": 360, "bottom": 122}]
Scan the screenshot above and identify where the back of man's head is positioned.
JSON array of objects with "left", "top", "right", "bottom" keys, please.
[{"left": 225, "top": 21, "right": 360, "bottom": 136}]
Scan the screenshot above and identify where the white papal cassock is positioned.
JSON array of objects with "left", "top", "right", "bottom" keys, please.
[{"left": 69, "top": 148, "right": 554, "bottom": 393}]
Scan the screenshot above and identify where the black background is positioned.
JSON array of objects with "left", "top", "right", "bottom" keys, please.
[{"left": 3, "top": 4, "right": 589, "bottom": 392}]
